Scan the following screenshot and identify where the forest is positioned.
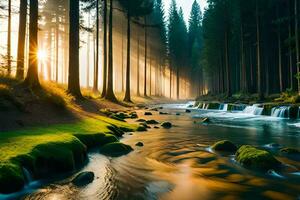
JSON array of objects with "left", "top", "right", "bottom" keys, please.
[{"left": 0, "top": 0, "right": 300, "bottom": 200}]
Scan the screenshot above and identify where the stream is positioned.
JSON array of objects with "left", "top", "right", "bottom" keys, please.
[{"left": 12, "top": 102, "right": 300, "bottom": 199}]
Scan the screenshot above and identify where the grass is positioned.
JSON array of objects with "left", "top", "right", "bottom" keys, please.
[{"left": 0, "top": 116, "right": 137, "bottom": 194}]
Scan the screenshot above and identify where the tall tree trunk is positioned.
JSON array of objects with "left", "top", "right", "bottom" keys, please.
[
  {"left": 121, "top": 22, "right": 124, "bottom": 92},
  {"left": 55, "top": 12, "right": 59, "bottom": 82},
  {"left": 93, "top": 0, "right": 100, "bottom": 93},
  {"left": 47, "top": 30, "right": 52, "bottom": 80},
  {"left": 25, "top": 0, "right": 40, "bottom": 88},
  {"left": 105, "top": 0, "right": 117, "bottom": 101},
  {"left": 68, "top": 0, "right": 82, "bottom": 97},
  {"left": 240, "top": 23, "right": 247, "bottom": 92},
  {"left": 16, "top": 0, "right": 27, "bottom": 79},
  {"left": 7, "top": 0, "right": 11, "bottom": 75},
  {"left": 225, "top": 30, "right": 231, "bottom": 97},
  {"left": 295, "top": 0, "right": 300, "bottom": 93},
  {"left": 256, "top": 0, "right": 263, "bottom": 99},
  {"left": 277, "top": 5, "right": 283, "bottom": 92},
  {"left": 149, "top": 50, "right": 152, "bottom": 96},
  {"left": 169, "top": 65, "right": 172, "bottom": 98},
  {"left": 87, "top": 11, "right": 90, "bottom": 88},
  {"left": 137, "top": 31, "right": 140, "bottom": 96},
  {"left": 176, "top": 65, "right": 179, "bottom": 99},
  {"left": 124, "top": 12, "right": 131, "bottom": 102},
  {"left": 101, "top": 0, "right": 108, "bottom": 98},
  {"left": 289, "top": 0, "right": 294, "bottom": 90},
  {"left": 144, "top": 17, "right": 148, "bottom": 97}
]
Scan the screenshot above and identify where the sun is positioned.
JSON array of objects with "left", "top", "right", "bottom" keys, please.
[{"left": 38, "top": 49, "right": 47, "bottom": 61}]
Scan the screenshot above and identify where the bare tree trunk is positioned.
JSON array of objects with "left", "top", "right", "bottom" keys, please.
[
  {"left": 25, "top": 0, "right": 40, "bottom": 88},
  {"left": 93, "top": 0, "right": 99, "bottom": 93},
  {"left": 68, "top": 0, "right": 82, "bottom": 97},
  {"left": 121, "top": 22, "right": 124, "bottom": 92},
  {"left": 137, "top": 31, "right": 140, "bottom": 96},
  {"left": 124, "top": 11, "right": 132, "bottom": 102},
  {"left": 289, "top": 0, "right": 294, "bottom": 90},
  {"left": 105, "top": 0, "right": 117, "bottom": 101},
  {"left": 101, "top": 0, "right": 108, "bottom": 98},
  {"left": 16, "top": 0, "right": 27, "bottom": 79},
  {"left": 7, "top": 0, "right": 11, "bottom": 75},
  {"left": 87, "top": 11, "right": 90, "bottom": 88},
  {"left": 143, "top": 17, "right": 148, "bottom": 97},
  {"left": 256, "top": 0, "right": 263, "bottom": 99},
  {"left": 277, "top": 5, "right": 283, "bottom": 92},
  {"left": 295, "top": 0, "right": 300, "bottom": 93},
  {"left": 225, "top": 30, "right": 231, "bottom": 97},
  {"left": 55, "top": 12, "right": 59, "bottom": 82}
]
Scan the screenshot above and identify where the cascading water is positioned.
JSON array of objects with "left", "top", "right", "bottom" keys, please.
[
  {"left": 219, "top": 104, "right": 228, "bottom": 111},
  {"left": 242, "top": 104, "right": 264, "bottom": 115},
  {"left": 23, "top": 167, "right": 33, "bottom": 184},
  {"left": 271, "top": 106, "right": 290, "bottom": 118}
]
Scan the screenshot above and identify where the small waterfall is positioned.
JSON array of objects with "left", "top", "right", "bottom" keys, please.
[
  {"left": 242, "top": 104, "right": 264, "bottom": 115},
  {"left": 23, "top": 167, "right": 33, "bottom": 184},
  {"left": 271, "top": 106, "right": 290, "bottom": 118},
  {"left": 219, "top": 104, "right": 228, "bottom": 111}
]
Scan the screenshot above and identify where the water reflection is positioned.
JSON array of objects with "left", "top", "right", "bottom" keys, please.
[{"left": 23, "top": 103, "right": 300, "bottom": 200}]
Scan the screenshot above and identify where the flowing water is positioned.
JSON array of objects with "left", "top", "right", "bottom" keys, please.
[{"left": 9, "top": 103, "right": 300, "bottom": 200}]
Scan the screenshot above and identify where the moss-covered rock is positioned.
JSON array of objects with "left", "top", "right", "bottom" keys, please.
[
  {"left": 146, "top": 120, "right": 159, "bottom": 125},
  {"left": 144, "top": 112, "right": 153, "bottom": 116},
  {"left": 136, "top": 119, "right": 146, "bottom": 122},
  {"left": 100, "top": 142, "right": 133, "bottom": 156},
  {"left": 212, "top": 140, "right": 237, "bottom": 152},
  {"left": 135, "top": 142, "right": 144, "bottom": 147},
  {"left": 0, "top": 163, "right": 25, "bottom": 194},
  {"left": 280, "top": 148, "right": 300, "bottom": 155},
  {"left": 109, "top": 114, "right": 126, "bottom": 122},
  {"left": 159, "top": 111, "right": 168, "bottom": 115},
  {"left": 235, "top": 145, "right": 281, "bottom": 171},
  {"left": 161, "top": 122, "right": 172, "bottom": 129},
  {"left": 107, "top": 125, "right": 125, "bottom": 137},
  {"left": 74, "top": 133, "right": 118, "bottom": 148},
  {"left": 137, "top": 125, "right": 147, "bottom": 132},
  {"left": 31, "top": 140, "right": 87, "bottom": 177},
  {"left": 72, "top": 171, "right": 94, "bottom": 187}
]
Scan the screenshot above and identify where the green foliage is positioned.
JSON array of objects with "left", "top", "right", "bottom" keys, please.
[
  {"left": 235, "top": 145, "right": 281, "bottom": 171},
  {"left": 212, "top": 140, "right": 237, "bottom": 152}
]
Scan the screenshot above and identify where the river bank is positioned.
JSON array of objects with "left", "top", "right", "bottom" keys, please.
[{"left": 21, "top": 102, "right": 300, "bottom": 200}]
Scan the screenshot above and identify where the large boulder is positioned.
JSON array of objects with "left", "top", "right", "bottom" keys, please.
[
  {"left": 161, "top": 122, "right": 172, "bottom": 129},
  {"left": 72, "top": 171, "right": 94, "bottom": 187},
  {"left": 137, "top": 125, "right": 147, "bottom": 132},
  {"left": 100, "top": 142, "right": 133, "bottom": 157},
  {"left": 211, "top": 140, "right": 237, "bottom": 152},
  {"left": 235, "top": 145, "right": 281, "bottom": 171},
  {"left": 144, "top": 112, "right": 153, "bottom": 116}
]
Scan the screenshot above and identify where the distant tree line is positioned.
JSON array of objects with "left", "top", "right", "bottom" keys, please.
[{"left": 202, "top": 0, "right": 300, "bottom": 99}]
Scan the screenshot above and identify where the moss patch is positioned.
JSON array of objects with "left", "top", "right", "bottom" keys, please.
[
  {"left": 100, "top": 142, "right": 133, "bottom": 156},
  {"left": 212, "top": 140, "right": 237, "bottom": 152},
  {"left": 0, "top": 116, "right": 137, "bottom": 194},
  {"left": 235, "top": 145, "right": 281, "bottom": 171}
]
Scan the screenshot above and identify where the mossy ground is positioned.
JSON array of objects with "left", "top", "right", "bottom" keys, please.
[{"left": 0, "top": 116, "right": 137, "bottom": 194}]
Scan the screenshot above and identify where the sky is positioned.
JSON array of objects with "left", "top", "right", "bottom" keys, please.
[{"left": 163, "top": 0, "right": 207, "bottom": 23}]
